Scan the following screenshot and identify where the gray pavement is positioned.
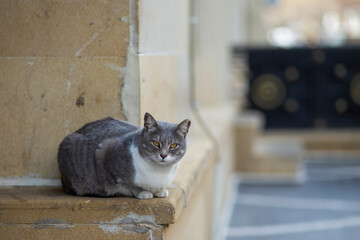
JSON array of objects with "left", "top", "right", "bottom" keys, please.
[{"left": 225, "top": 159, "right": 360, "bottom": 240}]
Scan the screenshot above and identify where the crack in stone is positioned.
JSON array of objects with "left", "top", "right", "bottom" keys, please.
[
  {"left": 97, "top": 213, "right": 161, "bottom": 237},
  {"left": 74, "top": 14, "right": 125, "bottom": 57},
  {"left": 33, "top": 218, "right": 73, "bottom": 230}
]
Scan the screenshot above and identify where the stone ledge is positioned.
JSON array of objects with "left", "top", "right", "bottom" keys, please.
[
  {"left": 264, "top": 130, "right": 360, "bottom": 151},
  {"left": 1, "top": 222, "right": 164, "bottom": 240},
  {"left": 0, "top": 107, "right": 241, "bottom": 240},
  {"left": 171, "top": 140, "right": 214, "bottom": 206},
  {"left": 0, "top": 138, "right": 215, "bottom": 233},
  {"left": 0, "top": 105, "right": 239, "bottom": 239},
  {"left": 198, "top": 104, "right": 239, "bottom": 141},
  {"left": 0, "top": 187, "right": 181, "bottom": 225}
]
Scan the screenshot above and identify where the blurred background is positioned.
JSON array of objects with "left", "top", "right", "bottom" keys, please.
[
  {"left": 242, "top": 0, "right": 360, "bottom": 47},
  {"left": 1, "top": 0, "right": 360, "bottom": 239},
  {"left": 228, "top": 1, "right": 360, "bottom": 240},
  {"left": 233, "top": 0, "right": 360, "bottom": 129}
]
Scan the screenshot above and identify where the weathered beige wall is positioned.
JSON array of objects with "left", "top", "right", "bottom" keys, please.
[
  {"left": 0, "top": 0, "right": 130, "bottom": 178},
  {"left": 139, "top": 56, "right": 178, "bottom": 123},
  {"left": 0, "top": 0, "right": 129, "bottom": 57},
  {"left": 194, "top": 0, "right": 233, "bottom": 106},
  {"left": 138, "top": 0, "right": 191, "bottom": 122}
]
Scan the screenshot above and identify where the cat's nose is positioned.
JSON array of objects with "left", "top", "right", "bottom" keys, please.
[{"left": 160, "top": 154, "right": 168, "bottom": 159}]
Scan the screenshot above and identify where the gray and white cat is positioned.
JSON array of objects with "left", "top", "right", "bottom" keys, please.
[{"left": 58, "top": 113, "right": 191, "bottom": 199}]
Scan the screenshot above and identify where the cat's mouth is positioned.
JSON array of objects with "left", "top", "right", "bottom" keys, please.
[
  {"left": 147, "top": 155, "right": 177, "bottom": 165},
  {"left": 154, "top": 158, "right": 176, "bottom": 166},
  {"left": 157, "top": 160, "right": 171, "bottom": 165}
]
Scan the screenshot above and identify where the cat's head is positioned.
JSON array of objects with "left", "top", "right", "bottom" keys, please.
[{"left": 138, "top": 112, "right": 191, "bottom": 165}]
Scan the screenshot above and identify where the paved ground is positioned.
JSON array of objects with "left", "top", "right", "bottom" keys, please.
[{"left": 225, "top": 158, "right": 360, "bottom": 240}]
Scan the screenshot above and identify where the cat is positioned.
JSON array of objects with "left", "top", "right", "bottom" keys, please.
[{"left": 58, "top": 112, "right": 191, "bottom": 199}]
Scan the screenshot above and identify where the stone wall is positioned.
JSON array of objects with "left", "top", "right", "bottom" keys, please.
[
  {"left": 0, "top": 0, "right": 131, "bottom": 179},
  {"left": 138, "top": 0, "right": 190, "bottom": 123},
  {"left": 0, "top": 1, "right": 240, "bottom": 239}
]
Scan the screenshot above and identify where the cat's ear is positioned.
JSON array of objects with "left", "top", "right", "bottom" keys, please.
[
  {"left": 176, "top": 119, "right": 191, "bottom": 138},
  {"left": 144, "top": 112, "right": 158, "bottom": 132}
]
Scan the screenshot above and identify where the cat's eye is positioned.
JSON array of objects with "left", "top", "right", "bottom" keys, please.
[
  {"left": 153, "top": 140, "right": 160, "bottom": 147},
  {"left": 170, "top": 143, "right": 177, "bottom": 148}
]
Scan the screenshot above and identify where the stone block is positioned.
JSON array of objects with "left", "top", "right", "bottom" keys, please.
[
  {"left": 139, "top": 55, "right": 178, "bottom": 123},
  {"left": 250, "top": 137, "right": 304, "bottom": 174},
  {"left": 0, "top": 186, "right": 183, "bottom": 225},
  {"left": 234, "top": 111, "right": 264, "bottom": 171},
  {"left": 264, "top": 130, "right": 360, "bottom": 152},
  {"left": 0, "top": 0, "right": 129, "bottom": 57},
  {"left": 0, "top": 57, "right": 125, "bottom": 178},
  {"left": 0, "top": 223, "right": 163, "bottom": 240}
]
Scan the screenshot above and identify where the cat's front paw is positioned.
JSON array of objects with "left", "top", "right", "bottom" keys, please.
[
  {"left": 136, "top": 191, "right": 153, "bottom": 199},
  {"left": 154, "top": 188, "right": 169, "bottom": 198}
]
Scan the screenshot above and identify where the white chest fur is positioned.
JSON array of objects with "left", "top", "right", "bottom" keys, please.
[{"left": 130, "top": 145, "right": 179, "bottom": 192}]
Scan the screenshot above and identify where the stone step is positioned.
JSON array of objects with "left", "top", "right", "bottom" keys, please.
[
  {"left": 0, "top": 139, "right": 215, "bottom": 240},
  {"left": 264, "top": 130, "right": 360, "bottom": 152},
  {"left": 238, "top": 137, "right": 305, "bottom": 184},
  {"left": 0, "top": 106, "right": 237, "bottom": 240},
  {"left": 0, "top": 186, "right": 172, "bottom": 239},
  {"left": 234, "top": 112, "right": 305, "bottom": 183}
]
